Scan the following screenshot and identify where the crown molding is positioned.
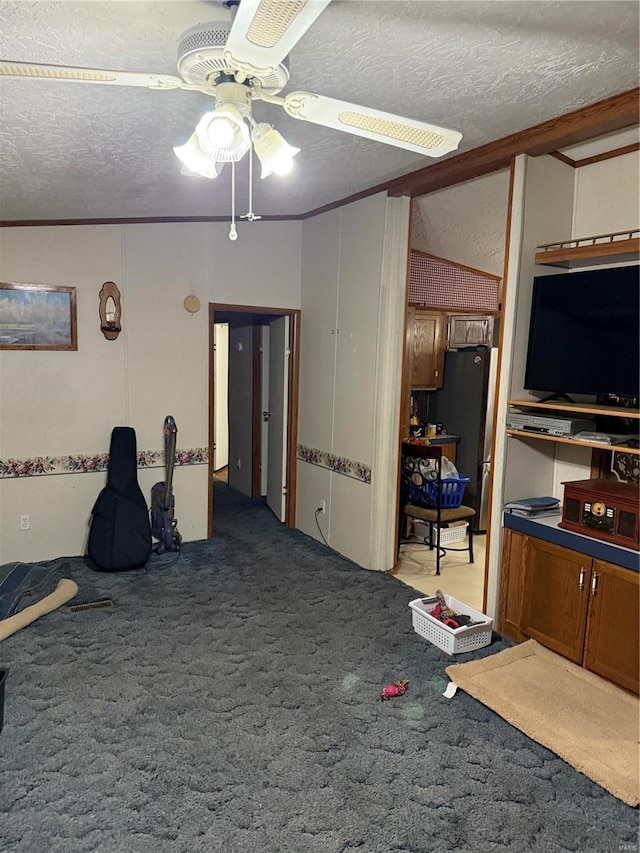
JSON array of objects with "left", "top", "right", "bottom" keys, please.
[{"left": 386, "top": 87, "right": 639, "bottom": 199}]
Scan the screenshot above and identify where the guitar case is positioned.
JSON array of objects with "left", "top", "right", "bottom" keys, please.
[{"left": 88, "top": 426, "right": 152, "bottom": 571}]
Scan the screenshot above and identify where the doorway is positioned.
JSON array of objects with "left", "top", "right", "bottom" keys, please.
[{"left": 208, "top": 303, "right": 300, "bottom": 537}]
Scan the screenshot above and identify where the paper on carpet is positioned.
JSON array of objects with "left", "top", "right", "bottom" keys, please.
[{"left": 446, "top": 639, "right": 639, "bottom": 806}]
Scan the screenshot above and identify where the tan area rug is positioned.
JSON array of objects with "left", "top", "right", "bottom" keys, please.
[{"left": 446, "top": 640, "right": 640, "bottom": 806}]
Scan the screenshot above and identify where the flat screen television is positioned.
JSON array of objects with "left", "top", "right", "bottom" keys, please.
[{"left": 524, "top": 265, "right": 639, "bottom": 399}]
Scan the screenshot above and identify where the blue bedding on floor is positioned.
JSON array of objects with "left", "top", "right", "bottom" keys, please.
[{"left": 0, "top": 562, "right": 67, "bottom": 620}]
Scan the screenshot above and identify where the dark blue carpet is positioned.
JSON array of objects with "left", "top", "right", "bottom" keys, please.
[{"left": 0, "top": 483, "right": 637, "bottom": 852}]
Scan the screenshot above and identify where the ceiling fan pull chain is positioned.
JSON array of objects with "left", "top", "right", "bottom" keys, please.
[
  {"left": 248, "top": 141, "right": 254, "bottom": 215},
  {"left": 229, "top": 161, "right": 238, "bottom": 241},
  {"left": 240, "top": 136, "right": 262, "bottom": 223}
]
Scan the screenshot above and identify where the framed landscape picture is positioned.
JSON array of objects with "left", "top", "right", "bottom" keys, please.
[{"left": 0, "top": 283, "right": 78, "bottom": 350}]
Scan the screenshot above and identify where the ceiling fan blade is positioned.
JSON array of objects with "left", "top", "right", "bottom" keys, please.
[
  {"left": 0, "top": 60, "right": 185, "bottom": 90},
  {"left": 282, "top": 91, "right": 462, "bottom": 157},
  {"left": 224, "top": 0, "right": 332, "bottom": 77}
]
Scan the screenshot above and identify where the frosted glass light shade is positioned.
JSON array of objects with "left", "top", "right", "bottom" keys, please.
[
  {"left": 251, "top": 123, "right": 300, "bottom": 178},
  {"left": 173, "top": 133, "right": 223, "bottom": 179},
  {"left": 204, "top": 116, "right": 235, "bottom": 148},
  {"left": 196, "top": 106, "right": 251, "bottom": 163}
]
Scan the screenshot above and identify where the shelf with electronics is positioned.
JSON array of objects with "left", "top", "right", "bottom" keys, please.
[{"left": 506, "top": 399, "right": 640, "bottom": 456}]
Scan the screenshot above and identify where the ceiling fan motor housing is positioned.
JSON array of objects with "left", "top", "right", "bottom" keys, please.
[{"left": 177, "top": 21, "right": 289, "bottom": 95}]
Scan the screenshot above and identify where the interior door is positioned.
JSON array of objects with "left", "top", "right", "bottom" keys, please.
[
  {"left": 213, "top": 323, "right": 229, "bottom": 471},
  {"left": 260, "top": 325, "right": 270, "bottom": 496},
  {"left": 266, "top": 315, "right": 289, "bottom": 521},
  {"left": 227, "top": 324, "right": 254, "bottom": 497}
]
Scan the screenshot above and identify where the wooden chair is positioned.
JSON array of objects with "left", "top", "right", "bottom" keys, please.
[{"left": 398, "top": 443, "right": 476, "bottom": 576}]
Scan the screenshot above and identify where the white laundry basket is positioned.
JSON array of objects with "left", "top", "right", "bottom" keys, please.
[
  {"left": 409, "top": 595, "right": 493, "bottom": 655},
  {"left": 412, "top": 521, "right": 468, "bottom": 545}
]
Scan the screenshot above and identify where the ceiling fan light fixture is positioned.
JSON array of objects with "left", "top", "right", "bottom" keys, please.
[
  {"left": 203, "top": 114, "right": 236, "bottom": 148},
  {"left": 173, "top": 133, "right": 223, "bottom": 179},
  {"left": 196, "top": 105, "right": 251, "bottom": 162},
  {"left": 251, "top": 122, "right": 300, "bottom": 178}
]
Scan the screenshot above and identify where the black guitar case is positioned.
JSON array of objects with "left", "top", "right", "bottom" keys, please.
[{"left": 88, "top": 427, "right": 152, "bottom": 571}]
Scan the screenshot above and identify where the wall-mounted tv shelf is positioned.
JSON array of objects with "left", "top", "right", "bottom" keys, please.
[
  {"left": 507, "top": 399, "right": 640, "bottom": 456},
  {"left": 534, "top": 229, "right": 640, "bottom": 268}
]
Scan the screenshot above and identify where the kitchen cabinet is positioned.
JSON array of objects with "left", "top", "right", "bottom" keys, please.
[
  {"left": 407, "top": 308, "right": 445, "bottom": 389},
  {"left": 499, "top": 528, "right": 639, "bottom": 694}
]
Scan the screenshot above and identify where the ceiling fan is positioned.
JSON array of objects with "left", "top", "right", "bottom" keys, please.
[{"left": 0, "top": 0, "right": 462, "bottom": 234}]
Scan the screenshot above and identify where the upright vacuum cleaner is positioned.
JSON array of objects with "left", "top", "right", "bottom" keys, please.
[{"left": 150, "top": 415, "right": 182, "bottom": 553}]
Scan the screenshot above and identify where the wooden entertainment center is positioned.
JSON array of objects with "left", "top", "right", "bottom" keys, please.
[{"left": 497, "top": 229, "right": 639, "bottom": 695}]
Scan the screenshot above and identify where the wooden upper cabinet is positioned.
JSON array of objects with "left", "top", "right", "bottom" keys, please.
[
  {"left": 408, "top": 308, "right": 446, "bottom": 389},
  {"left": 583, "top": 560, "right": 639, "bottom": 695},
  {"left": 521, "top": 537, "right": 589, "bottom": 663}
]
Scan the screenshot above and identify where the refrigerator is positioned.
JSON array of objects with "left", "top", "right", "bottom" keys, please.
[{"left": 427, "top": 347, "right": 498, "bottom": 532}]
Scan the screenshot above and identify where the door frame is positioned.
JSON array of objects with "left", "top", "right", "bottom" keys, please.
[{"left": 208, "top": 303, "right": 301, "bottom": 535}]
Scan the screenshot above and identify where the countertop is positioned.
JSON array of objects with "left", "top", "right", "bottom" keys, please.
[
  {"left": 403, "top": 435, "right": 460, "bottom": 446},
  {"left": 504, "top": 512, "right": 639, "bottom": 572}
]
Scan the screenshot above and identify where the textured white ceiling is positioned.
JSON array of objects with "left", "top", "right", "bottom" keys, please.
[{"left": 0, "top": 0, "right": 638, "bottom": 221}]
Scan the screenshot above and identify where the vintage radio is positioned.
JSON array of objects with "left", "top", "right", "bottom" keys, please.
[{"left": 560, "top": 479, "right": 640, "bottom": 551}]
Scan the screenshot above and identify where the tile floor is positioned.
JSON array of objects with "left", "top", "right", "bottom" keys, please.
[{"left": 392, "top": 529, "right": 486, "bottom": 612}]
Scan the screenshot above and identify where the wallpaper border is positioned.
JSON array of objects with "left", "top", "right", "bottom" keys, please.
[
  {"left": 0, "top": 448, "right": 208, "bottom": 478},
  {"left": 297, "top": 444, "right": 371, "bottom": 484}
]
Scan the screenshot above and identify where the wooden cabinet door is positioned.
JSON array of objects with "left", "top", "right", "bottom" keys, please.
[
  {"left": 438, "top": 441, "right": 457, "bottom": 465},
  {"left": 521, "top": 538, "right": 589, "bottom": 663},
  {"left": 498, "top": 529, "right": 528, "bottom": 643},
  {"left": 584, "top": 560, "right": 639, "bottom": 694},
  {"left": 410, "top": 310, "right": 445, "bottom": 389}
]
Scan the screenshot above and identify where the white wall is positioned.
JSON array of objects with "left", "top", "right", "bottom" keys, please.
[
  {"left": 0, "top": 221, "right": 302, "bottom": 562},
  {"left": 573, "top": 150, "right": 640, "bottom": 237},
  {"left": 296, "top": 193, "right": 409, "bottom": 569},
  {"left": 297, "top": 196, "right": 384, "bottom": 566},
  {"left": 411, "top": 170, "right": 510, "bottom": 277}
]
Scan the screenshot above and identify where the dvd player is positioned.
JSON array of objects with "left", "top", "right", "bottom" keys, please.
[{"left": 505, "top": 413, "right": 594, "bottom": 437}]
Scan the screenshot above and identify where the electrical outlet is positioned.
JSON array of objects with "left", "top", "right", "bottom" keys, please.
[
  {"left": 19, "top": 514, "right": 30, "bottom": 530},
  {"left": 317, "top": 500, "right": 326, "bottom": 514}
]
